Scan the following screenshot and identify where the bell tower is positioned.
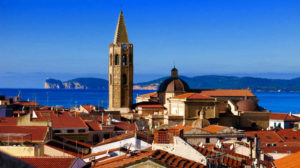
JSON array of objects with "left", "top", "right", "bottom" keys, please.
[{"left": 108, "top": 11, "right": 133, "bottom": 112}]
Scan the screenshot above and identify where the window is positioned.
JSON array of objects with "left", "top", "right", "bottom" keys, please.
[
  {"left": 205, "top": 138, "right": 210, "bottom": 143},
  {"left": 266, "top": 136, "right": 272, "bottom": 139},
  {"left": 122, "top": 74, "right": 127, "bottom": 85},
  {"left": 266, "top": 144, "right": 271, "bottom": 147},
  {"left": 285, "top": 137, "right": 288, "bottom": 140},
  {"left": 53, "top": 130, "right": 61, "bottom": 134},
  {"left": 115, "top": 55, "right": 119, "bottom": 65},
  {"left": 67, "top": 129, "right": 74, "bottom": 133},
  {"left": 122, "top": 54, "right": 127, "bottom": 66},
  {"left": 272, "top": 144, "right": 277, "bottom": 146},
  {"left": 278, "top": 123, "right": 282, "bottom": 128},
  {"left": 109, "top": 74, "right": 112, "bottom": 84},
  {"left": 293, "top": 137, "right": 297, "bottom": 140},
  {"left": 78, "top": 129, "right": 86, "bottom": 133}
]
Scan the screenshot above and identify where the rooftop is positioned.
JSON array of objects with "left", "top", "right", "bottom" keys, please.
[
  {"left": 137, "top": 92, "right": 158, "bottom": 98},
  {"left": 200, "top": 89, "right": 255, "bottom": 97},
  {"left": 201, "top": 125, "right": 228, "bottom": 133},
  {"left": 269, "top": 113, "right": 300, "bottom": 120},
  {"left": 94, "top": 149, "right": 206, "bottom": 168},
  {"left": 274, "top": 150, "right": 300, "bottom": 168},
  {"left": 18, "top": 156, "right": 75, "bottom": 168},
  {"left": 0, "top": 126, "right": 48, "bottom": 142},
  {"left": 173, "top": 93, "right": 214, "bottom": 100}
]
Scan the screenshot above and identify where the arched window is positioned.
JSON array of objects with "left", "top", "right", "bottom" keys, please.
[
  {"left": 122, "top": 54, "right": 127, "bottom": 66},
  {"left": 122, "top": 74, "right": 127, "bottom": 85},
  {"left": 115, "top": 55, "right": 119, "bottom": 65}
]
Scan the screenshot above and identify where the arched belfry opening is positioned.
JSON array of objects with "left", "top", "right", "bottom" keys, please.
[{"left": 122, "top": 54, "right": 127, "bottom": 66}]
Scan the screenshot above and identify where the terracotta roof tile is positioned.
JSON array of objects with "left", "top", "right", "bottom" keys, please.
[
  {"left": 85, "top": 121, "right": 102, "bottom": 131},
  {"left": 201, "top": 125, "right": 227, "bottom": 133},
  {"left": 0, "top": 117, "right": 17, "bottom": 126},
  {"left": 274, "top": 150, "right": 300, "bottom": 168},
  {"left": 52, "top": 114, "right": 88, "bottom": 129},
  {"left": 95, "top": 150, "right": 206, "bottom": 168},
  {"left": 200, "top": 89, "right": 255, "bottom": 97},
  {"left": 137, "top": 92, "right": 158, "bottom": 98},
  {"left": 18, "top": 157, "right": 75, "bottom": 168},
  {"left": 173, "top": 124, "right": 193, "bottom": 131},
  {"left": 270, "top": 113, "right": 300, "bottom": 120},
  {"left": 0, "top": 126, "right": 48, "bottom": 142},
  {"left": 173, "top": 93, "right": 214, "bottom": 100},
  {"left": 115, "top": 121, "right": 136, "bottom": 131}
]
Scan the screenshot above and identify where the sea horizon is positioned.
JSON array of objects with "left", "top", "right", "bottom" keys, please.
[{"left": 1, "top": 88, "right": 300, "bottom": 114}]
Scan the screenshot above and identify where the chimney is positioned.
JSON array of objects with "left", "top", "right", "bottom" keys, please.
[{"left": 154, "top": 129, "right": 183, "bottom": 144}]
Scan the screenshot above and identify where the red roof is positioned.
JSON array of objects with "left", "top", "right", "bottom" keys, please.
[
  {"left": 95, "top": 150, "right": 206, "bottom": 168},
  {"left": 269, "top": 113, "right": 300, "bottom": 120},
  {"left": 137, "top": 92, "right": 158, "bottom": 98},
  {"left": 173, "top": 124, "right": 193, "bottom": 131},
  {"left": 115, "top": 121, "right": 136, "bottom": 131},
  {"left": 201, "top": 125, "right": 227, "bottom": 133},
  {"left": 200, "top": 89, "right": 255, "bottom": 97},
  {"left": 52, "top": 115, "right": 88, "bottom": 129},
  {"left": 246, "top": 130, "right": 284, "bottom": 143},
  {"left": 173, "top": 93, "right": 214, "bottom": 100},
  {"left": 274, "top": 150, "right": 300, "bottom": 168},
  {"left": 86, "top": 121, "right": 102, "bottom": 131},
  {"left": 0, "top": 126, "right": 48, "bottom": 142},
  {"left": 246, "top": 129, "right": 300, "bottom": 154},
  {"left": 0, "top": 117, "right": 17, "bottom": 126},
  {"left": 18, "top": 157, "right": 75, "bottom": 168}
]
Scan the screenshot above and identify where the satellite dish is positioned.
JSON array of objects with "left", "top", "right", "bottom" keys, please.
[
  {"left": 199, "top": 142, "right": 203, "bottom": 147},
  {"left": 230, "top": 144, "right": 234, "bottom": 150}
]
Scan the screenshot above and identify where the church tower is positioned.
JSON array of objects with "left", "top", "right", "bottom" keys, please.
[{"left": 108, "top": 11, "right": 133, "bottom": 112}]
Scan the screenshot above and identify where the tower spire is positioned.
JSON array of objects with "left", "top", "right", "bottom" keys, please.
[{"left": 114, "top": 11, "right": 129, "bottom": 44}]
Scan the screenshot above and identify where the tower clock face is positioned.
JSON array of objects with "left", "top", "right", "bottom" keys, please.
[{"left": 122, "top": 44, "right": 128, "bottom": 50}]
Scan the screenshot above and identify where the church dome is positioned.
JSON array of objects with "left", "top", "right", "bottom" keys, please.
[
  {"left": 236, "top": 99, "right": 257, "bottom": 111},
  {"left": 158, "top": 68, "right": 190, "bottom": 93}
]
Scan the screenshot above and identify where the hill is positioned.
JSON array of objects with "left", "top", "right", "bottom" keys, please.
[
  {"left": 135, "top": 75, "right": 300, "bottom": 91},
  {"left": 45, "top": 76, "right": 300, "bottom": 91},
  {"left": 45, "top": 78, "right": 108, "bottom": 89}
]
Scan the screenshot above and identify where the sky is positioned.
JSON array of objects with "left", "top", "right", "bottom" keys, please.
[{"left": 1, "top": 0, "right": 300, "bottom": 87}]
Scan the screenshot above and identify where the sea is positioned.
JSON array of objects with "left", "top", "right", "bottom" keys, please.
[{"left": 0, "top": 88, "right": 300, "bottom": 114}]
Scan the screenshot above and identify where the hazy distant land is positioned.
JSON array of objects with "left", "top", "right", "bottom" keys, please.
[{"left": 45, "top": 76, "right": 300, "bottom": 91}]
